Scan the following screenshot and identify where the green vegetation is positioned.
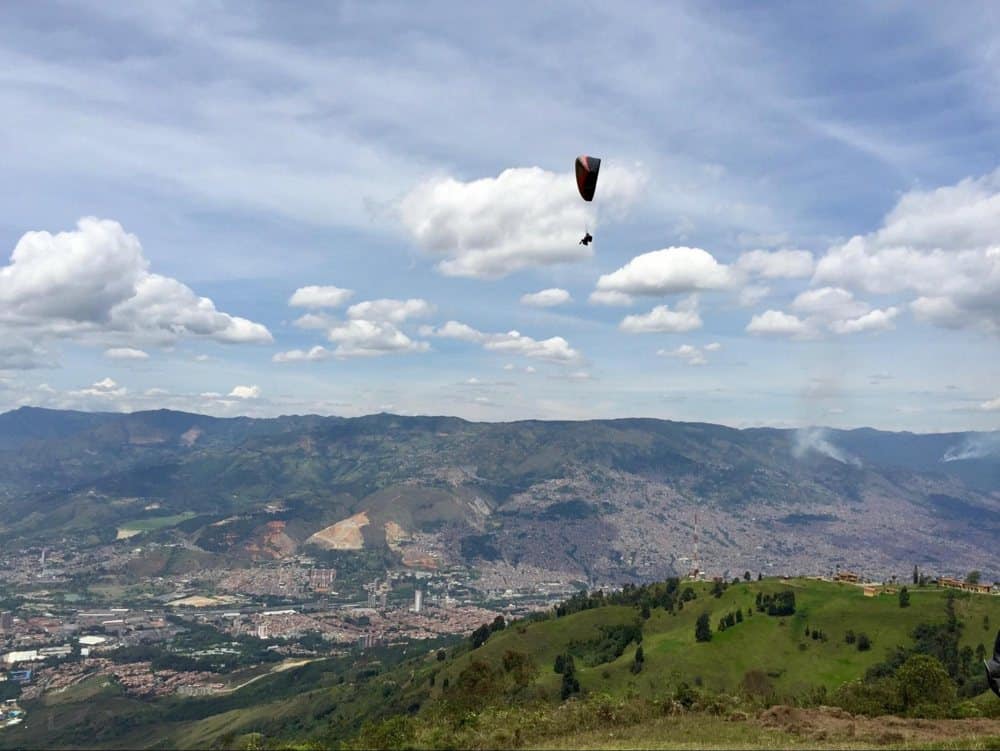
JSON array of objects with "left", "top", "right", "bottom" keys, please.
[
  {"left": 4, "top": 578, "right": 1000, "bottom": 750},
  {"left": 117, "top": 511, "right": 197, "bottom": 533}
]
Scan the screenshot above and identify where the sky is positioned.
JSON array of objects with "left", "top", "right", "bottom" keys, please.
[{"left": 1, "top": 0, "right": 999, "bottom": 431}]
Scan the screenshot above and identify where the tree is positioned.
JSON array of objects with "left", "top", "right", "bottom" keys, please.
[
  {"left": 560, "top": 655, "right": 580, "bottom": 700},
  {"left": 471, "top": 623, "right": 491, "bottom": 649},
  {"left": 976, "top": 643, "right": 986, "bottom": 662},
  {"left": 845, "top": 629, "right": 857, "bottom": 645},
  {"left": 695, "top": 612, "right": 712, "bottom": 643},
  {"left": 631, "top": 645, "right": 645, "bottom": 674},
  {"left": 965, "top": 570, "right": 981, "bottom": 585},
  {"left": 913, "top": 565, "right": 919, "bottom": 585},
  {"left": 757, "top": 572, "right": 763, "bottom": 581},
  {"left": 744, "top": 571, "right": 751, "bottom": 581},
  {"left": 436, "top": 649, "right": 446, "bottom": 662},
  {"left": 895, "top": 654, "right": 956, "bottom": 712},
  {"left": 857, "top": 632, "right": 872, "bottom": 651},
  {"left": 490, "top": 615, "right": 506, "bottom": 632},
  {"left": 554, "top": 653, "right": 566, "bottom": 674},
  {"left": 899, "top": 586, "right": 910, "bottom": 608},
  {"left": 640, "top": 603, "right": 651, "bottom": 620}
]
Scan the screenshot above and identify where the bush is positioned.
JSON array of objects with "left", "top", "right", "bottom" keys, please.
[
  {"left": 895, "top": 654, "right": 956, "bottom": 713},
  {"left": 695, "top": 613, "right": 712, "bottom": 642},
  {"left": 857, "top": 632, "right": 872, "bottom": 651}
]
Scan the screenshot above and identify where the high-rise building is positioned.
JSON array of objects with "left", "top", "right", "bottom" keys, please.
[
  {"left": 0, "top": 611, "right": 13, "bottom": 632},
  {"left": 413, "top": 589, "right": 423, "bottom": 614}
]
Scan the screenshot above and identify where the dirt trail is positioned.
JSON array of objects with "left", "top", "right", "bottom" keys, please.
[{"left": 758, "top": 705, "right": 1000, "bottom": 746}]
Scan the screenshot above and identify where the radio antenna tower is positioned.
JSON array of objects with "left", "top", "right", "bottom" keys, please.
[{"left": 692, "top": 510, "right": 700, "bottom": 579}]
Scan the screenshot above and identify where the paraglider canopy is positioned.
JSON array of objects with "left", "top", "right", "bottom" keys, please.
[
  {"left": 575, "top": 155, "right": 601, "bottom": 202},
  {"left": 987, "top": 629, "right": 1000, "bottom": 699}
]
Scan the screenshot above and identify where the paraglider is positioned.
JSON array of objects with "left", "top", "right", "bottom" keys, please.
[
  {"left": 575, "top": 155, "right": 601, "bottom": 245},
  {"left": 987, "top": 629, "right": 1000, "bottom": 699}
]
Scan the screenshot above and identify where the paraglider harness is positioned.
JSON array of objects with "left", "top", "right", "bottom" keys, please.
[{"left": 579, "top": 232, "right": 593, "bottom": 246}]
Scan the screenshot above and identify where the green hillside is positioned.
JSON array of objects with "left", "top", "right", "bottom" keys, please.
[{"left": 4, "top": 578, "right": 1000, "bottom": 750}]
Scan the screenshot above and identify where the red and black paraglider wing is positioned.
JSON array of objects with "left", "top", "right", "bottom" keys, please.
[{"left": 575, "top": 155, "right": 601, "bottom": 202}]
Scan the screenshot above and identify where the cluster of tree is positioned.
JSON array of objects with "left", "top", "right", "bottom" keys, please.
[
  {"left": 899, "top": 586, "right": 910, "bottom": 608},
  {"left": 867, "top": 594, "right": 986, "bottom": 698},
  {"left": 805, "top": 627, "right": 828, "bottom": 642},
  {"left": 568, "top": 622, "right": 644, "bottom": 667},
  {"left": 554, "top": 579, "right": 696, "bottom": 619},
  {"left": 754, "top": 590, "right": 796, "bottom": 616},
  {"left": 716, "top": 609, "right": 744, "bottom": 632},
  {"left": 553, "top": 652, "right": 581, "bottom": 700},
  {"left": 834, "top": 653, "right": 957, "bottom": 717},
  {"left": 443, "top": 650, "right": 539, "bottom": 713},
  {"left": 470, "top": 615, "right": 507, "bottom": 648},
  {"left": 843, "top": 629, "right": 872, "bottom": 651}
]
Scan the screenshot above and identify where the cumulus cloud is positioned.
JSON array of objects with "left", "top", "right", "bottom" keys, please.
[
  {"left": 595, "top": 246, "right": 735, "bottom": 297},
  {"left": 828, "top": 307, "right": 899, "bottom": 334},
  {"left": 325, "top": 319, "right": 429, "bottom": 358},
  {"left": 425, "top": 320, "right": 581, "bottom": 362},
  {"left": 400, "top": 164, "right": 644, "bottom": 279},
  {"left": 229, "top": 385, "right": 261, "bottom": 399},
  {"left": 812, "top": 170, "right": 1000, "bottom": 334},
  {"left": 588, "top": 290, "right": 634, "bottom": 307},
  {"left": 619, "top": 296, "right": 702, "bottom": 333},
  {"left": 104, "top": 347, "right": 149, "bottom": 360},
  {"left": 520, "top": 288, "right": 572, "bottom": 307},
  {"left": 981, "top": 397, "right": 1000, "bottom": 412},
  {"left": 272, "top": 346, "right": 332, "bottom": 363},
  {"left": 346, "top": 298, "right": 434, "bottom": 323},
  {"left": 737, "top": 249, "right": 814, "bottom": 278},
  {"left": 658, "top": 342, "right": 721, "bottom": 366},
  {"left": 288, "top": 285, "right": 354, "bottom": 308},
  {"left": 737, "top": 284, "right": 770, "bottom": 307},
  {"left": 77, "top": 377, "right": 127, "bottom": 398},
  {"left": 791, "top": 287, "right": 869, "bottom": 319},
  {"left": 746, "top": 310, "right": 813, "bottom": 338},
  {"left": 0, "top": 218, "right": 272, "bottom": 347}
]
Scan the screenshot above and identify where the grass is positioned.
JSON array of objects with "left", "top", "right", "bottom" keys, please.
[{"left": 117, "top": 512, "right": 198, "bottom": 533}]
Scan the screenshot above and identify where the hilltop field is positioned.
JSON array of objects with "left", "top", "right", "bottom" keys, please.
[{"left": 3, "top": 577, "right": 1000, "bottom": 750}]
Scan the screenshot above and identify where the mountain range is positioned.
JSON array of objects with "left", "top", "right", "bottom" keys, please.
[{"left": 0, "top": 407, "right": 997, "bottom": 582}]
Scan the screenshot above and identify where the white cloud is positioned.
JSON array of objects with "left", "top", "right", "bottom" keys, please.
[
  {"left": 273, "top": 346, "right": 332, "bottom": 363},
  {"left": 104, "top": 347, "right": 149, "bottom": 360},
  {"left": 229, "top": 385, "right": 261, "bottom": 399},
  {"left": 77, "top": 377, "right": 127, "bottom": 398},
  {"left": 981, "top": 397, "right": 1000, "bottom": 411},
  {"left": 812, "top": 170, "right": 1000, "bottom": 334},
  {"left": 520, "top": 288, "right": 572, "bottom": 308},
  {"left": 293, "top": 313, "right": 335, "bottom": 330},
  {"left": 326, "top": 319, "right": 429, "bottom": 358},
  {"left": 288, "top": 285, "right": 354, "bottom": 309},
  {"left": 737, "top": 249, "right": 814, "bottom": 278},
  {"left": 737, "top": 284, "right": 771, "bottom": 307},
  {"left": 595, "top": 246, "right": 735, "bottom": 298},
  {"left": 588, "top": 290, "right": 634, "bottom": 307},
  {"left": 791, "top": 287, "right": 870, "bottom": 319},
  {"left": 0, "top": 218, "right": 272, "bottom": 346},
  {"left": 659, "top": 344, "right": 706, "bottom": 366},
  {"left": 619, "top": 296, "right": 702, "bottom": 333},
  {"left": 828, "top": 307, "right": 899, "bottom": 334},
  {"left": 746, "top": 310, "right": 813, "bottom": 338},
  {"left": 346, "top": 298, "right": 434, "bottom": 323},
  {"left": 704, "top": 342, "right": 721, "bottom": 352},
  {"left": 400, "top": 164, "right": 644, "bottom": 279},
  {"left": 425, "top": 320, "right": 581, "bottom": 362}
]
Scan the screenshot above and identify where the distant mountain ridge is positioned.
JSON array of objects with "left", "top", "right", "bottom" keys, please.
[{"left": 0, "top": 407, "right": 997, "bottom": 581}]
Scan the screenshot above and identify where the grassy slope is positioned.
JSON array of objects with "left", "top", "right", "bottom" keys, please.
[{"left": 3, "top": 579, "right": 1000, "bottom": 750}]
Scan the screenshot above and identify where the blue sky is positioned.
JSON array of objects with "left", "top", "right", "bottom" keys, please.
[{"left": 1, "top": 1, "right": 998, "bottom": 431}]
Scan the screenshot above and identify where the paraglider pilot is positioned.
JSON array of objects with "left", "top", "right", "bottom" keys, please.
[{"left": 579, "top": 232, "right": 593, "bottom": 246}]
